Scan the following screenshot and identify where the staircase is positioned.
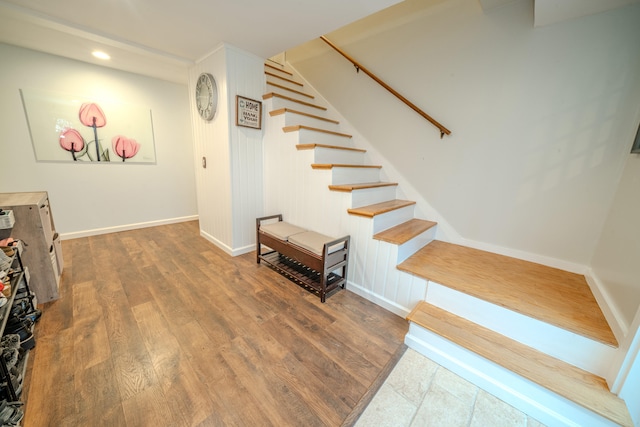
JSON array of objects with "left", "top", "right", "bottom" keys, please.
[{"left": 261, "top": 61, "right": 633, "bottom": 427}]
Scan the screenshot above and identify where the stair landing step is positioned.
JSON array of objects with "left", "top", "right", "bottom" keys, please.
[
  {"left": 283, "top": 125, "right": 352, "bottom": 139},
  {"left": 407, "top": 302, "right": 632, "bottom": 427},
  {"left": 374, "top": 219, "right": 437, "bottom": 245},
  {"left": 399, "top": 241, "right": 617, "bottom": 347},
  {"left": 270, "top": 108, "right": 339, "bottom": 125},
  {"left": 330, "top": 182, "right": 397, "bottom": 192},
  {"left": 348, "top": 200, "right": 416, "bottom": 218}
]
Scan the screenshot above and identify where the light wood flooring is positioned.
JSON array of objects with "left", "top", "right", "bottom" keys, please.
[
  {"left": 21, "top": 221, "right": 407, "bottom": 426},
  {"left": 398, "top": 240, "right": 616, "bottom": 347}
]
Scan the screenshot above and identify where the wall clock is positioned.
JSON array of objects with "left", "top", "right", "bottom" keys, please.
[{"left": 195, "top": 72, "right": 217, "bottom": 121}]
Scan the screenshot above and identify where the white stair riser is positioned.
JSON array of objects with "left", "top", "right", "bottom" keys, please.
[
  {"left": 396, "top": 227, "right": 437, "bottom": 264},
  {"left": 330, "top": 167, "right": 381, "bottom": 185},
  {"left": 269, "top": 97, "right": 327, "bottom": 117},
  {"left": 264, "top": 67, "right": 292, "bottom": 79},
  {"left": 312, "top": 147, "right": 365, "bottom": 165},
  {"left": 266, "top": 79, "right": 304, "bottom": 93},
  {"left": 405, "top": 325, "right": 620, "bottom": 427},
  {"left": 293, "top": 128, "right": 352, "bottom": 146},
  {"left": 350, "top": 186, "right": 397, "bottom": 208},
  {"left": 372, "top": 205, "right": 415, "bottom": 234},
  {"left": 281, "top": 113, "right": 340, "bottom": 130},
  {"left": 425, "top": 281, "right": 617, "bottom": 377}
]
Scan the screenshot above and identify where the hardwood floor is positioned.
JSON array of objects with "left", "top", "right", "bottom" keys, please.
[{"left": 21, "top": 221, "right": 407, "bottom": 426}]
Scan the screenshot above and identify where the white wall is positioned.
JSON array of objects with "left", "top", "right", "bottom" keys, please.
[
  {"left": 591, "top": 152, "right": 640, "bottom": 326},
  {"left": 0, "top": 43, "right": 197, "bottom": 238},
  {"left": 189, "top": 44, "right": 264, "bottom": 255},
  {"left": 285, "top": 0, "right": 640, "bottom": 268}
]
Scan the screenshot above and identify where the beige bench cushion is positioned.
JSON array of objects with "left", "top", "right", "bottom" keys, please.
[
  {"left": 260, "top": 221, "right": 307, "bottom": 241},
  {"left": 288, "top": 231, "right": 339, "bottom": 256}
]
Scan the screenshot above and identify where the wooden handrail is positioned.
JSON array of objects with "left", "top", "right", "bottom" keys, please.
[{"left": 320, "top": 36, "right": 451, "bottom": 138}]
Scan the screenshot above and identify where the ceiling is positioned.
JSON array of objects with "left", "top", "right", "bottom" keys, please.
[
  {"left": 0, "top": 0, "right": 401, "bottom": 84},
  {"left": 1, "top": 0, "right": 637, "bottom": 85}
]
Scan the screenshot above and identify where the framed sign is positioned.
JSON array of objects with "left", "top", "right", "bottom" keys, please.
[{"left": 236, "top": 95, "right": 262, "bottom": 129}]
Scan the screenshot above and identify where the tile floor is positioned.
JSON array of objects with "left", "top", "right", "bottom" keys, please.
[{"left": 355, "top": 348, "right": 547, "bottom": 427}]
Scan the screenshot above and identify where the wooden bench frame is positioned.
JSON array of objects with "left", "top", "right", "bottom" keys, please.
[{"left": 256, "top": 214, "right": 350, "bottom": 302}]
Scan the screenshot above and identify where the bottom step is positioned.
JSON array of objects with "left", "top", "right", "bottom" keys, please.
[{"left": 406, "top": 301, "right": 632, "bottom": 427}]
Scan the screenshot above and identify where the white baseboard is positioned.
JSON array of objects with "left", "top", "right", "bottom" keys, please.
[
  {"left": 60, "top": 215, "right": 199, "bottom": 240},
  {"left": 346, "top": 280, "right": 409, "bottom": 319}
]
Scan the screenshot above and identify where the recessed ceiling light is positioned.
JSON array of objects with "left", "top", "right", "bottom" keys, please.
[{"left": 92, "top": 51, "right": 110, "bottom": 60}]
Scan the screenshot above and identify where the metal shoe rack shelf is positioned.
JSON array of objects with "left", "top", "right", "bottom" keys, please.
[{"left": 0, "top": 247, "right": 36, "bottom": 402}]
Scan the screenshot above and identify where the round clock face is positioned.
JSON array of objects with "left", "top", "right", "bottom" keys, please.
[{"left": 195, "top": 72, "right": 217, "bottom": 121}]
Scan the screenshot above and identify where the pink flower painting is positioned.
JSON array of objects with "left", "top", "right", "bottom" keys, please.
[
  {"left": 112, "top": 135, "right": 140, "bottom": 162},
  {"left": 79, "top": 102, "right": 107, "bottom": 161},
  {"left": 59, "top": 128, "right": 85, "bottom": 161}
]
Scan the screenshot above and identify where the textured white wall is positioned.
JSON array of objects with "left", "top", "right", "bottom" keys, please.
[
  {"left": 286, "top": 0, "right": 640, "bottom": 268},
  {"left": 0, "top": 43, "right": 197, "bottom": 237}
]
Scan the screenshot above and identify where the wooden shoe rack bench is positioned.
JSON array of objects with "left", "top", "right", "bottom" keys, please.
[{"left": 256, "top": 215, "right": 350, "bottom": 302}]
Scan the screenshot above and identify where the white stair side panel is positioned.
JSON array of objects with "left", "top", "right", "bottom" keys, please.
[
  {"left": 281, "top": 112, "right": 340, "bottom": 130},
  {"left": 293, "top": 128, "right": 353, "bottom": 146},
  {"left": 269, "top": 96, "right": 328, "bottom": 117},
  {"left": 312, "top": 147, "right": 365, "bottom": 165},
  {"left": 372, "top": 205, "right": 416, "bottom": 234},
  {"left": 330, "top": 166, "right": 381, "bottom": 185},
  {"left": 396, "top": 226, "right": 438, "bottom": 264},
  {"left": 405, "top": 324, "right": 621, "bottom": 427},
  {"left": 350, "top": 186, "right": 397, "bottom": 208},
  {"left": 346, "top": 215, "right": 375, "bottom": 294},
  {"left": 425, "top": 281, "right": 617, "bottom": 377}
]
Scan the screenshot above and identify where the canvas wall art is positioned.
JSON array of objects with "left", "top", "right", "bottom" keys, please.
[{"left": 20, "top": 88, "right": 156, "bottom": 164}]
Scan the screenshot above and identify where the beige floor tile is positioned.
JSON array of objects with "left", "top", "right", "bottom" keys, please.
[
  {"left": 469, "top": 390, "right": 527, "bottom": 427},
  {"left": 386, "top": 348, "right": 439, "bottom": 405},
  {"left": 411, "top": 383, "right": 475, "bottom": 427},
  {"left": 431, "top": 367, "right": 477, "bottom": 406},
  {"left": 355, "top": 383, "right": 418, "bottom": 427}
]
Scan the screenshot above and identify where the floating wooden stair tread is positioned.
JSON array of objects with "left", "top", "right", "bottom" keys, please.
[
  {"left": 270, "top": 108, "right": 339, "bottom": 125},
  {"left": 296, "top": 143, "right": 365, "bottom": 153},
  {"left": 374, "top": 219, "right": 437, "bottom": 245},
  {"left": 262, "top": 93, "right": 326, "bottom": 111},
  {"left": 264, "top": 71, "right": 303, "bottom": 86},
  {"left": 311, "top": 164, "right": 382, "bottom": 170},
  {"left": 266, "top": 81, "right": 314, "bottom": 98},
  {"left": 283, "top": 125, "right": 352, "bottom": 138},
  {"left": 348, "top": 200, "right": 416, "bottom": 218},
  {"left": 407, "top": 302, "right": 632, "bottom": 427},
  {"left": 399, "top": 241, "right": 617, "bottom": 347},
  {"left": 264, "top": 62, "right": 293, "bottom": 75},
  {"left": 329, "top": 182, "right": 397, "bottom": 192}
]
